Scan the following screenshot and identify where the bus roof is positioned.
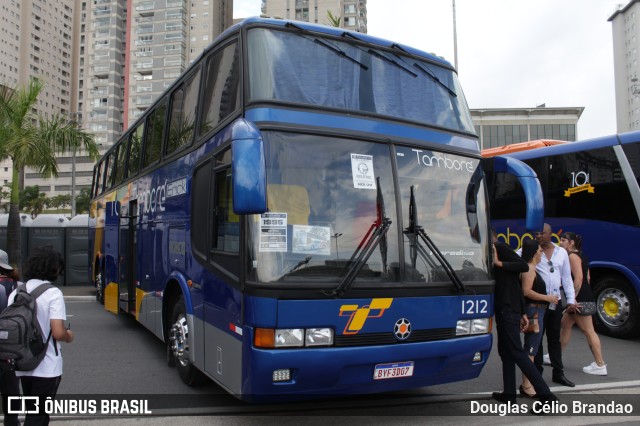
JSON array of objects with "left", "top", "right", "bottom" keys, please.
[
  {"left": 481, "top": 139, "right": 567, "bottom": 158},
  {"left": 220, "top": 16, "right": 455, "bottom": 70},
  {"left": 493, "top": 130, "right": 640, "bottom": 161}
]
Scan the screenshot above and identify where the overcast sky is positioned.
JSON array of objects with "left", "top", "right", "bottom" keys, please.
[{"left": 234, "top": 0, "right": 624, "bottom": 140}]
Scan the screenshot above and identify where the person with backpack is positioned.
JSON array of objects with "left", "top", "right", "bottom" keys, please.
[
  {"left": 0, "top": 249, "right": 21, "bottom": 426},
  {"left": 7, "top": 246, "right": 74, "bottom": 426}
]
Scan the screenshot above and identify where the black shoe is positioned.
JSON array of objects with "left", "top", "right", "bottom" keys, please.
[
  {"left": 519, "top": 385, "right": 537, "bottom": 399},
  {"left": 552, "top": 374, "right": 575, "bottom": 387},
  {"left": 492, "top": 391, "right": 517, "bottom": 404}
]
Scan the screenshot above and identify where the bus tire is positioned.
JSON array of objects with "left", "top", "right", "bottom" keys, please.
[
  {"left": 168, "top": 295, "right": 207, "bottom": 386},
  {"left": 593, "top": 277, "right": 640, "bottom": 339}
]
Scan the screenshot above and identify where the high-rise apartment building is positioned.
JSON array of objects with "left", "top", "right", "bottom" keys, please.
[
  {"left": 0, "top": 0, "right": 75, "bottom": 200},
  {"left": 0, "top": 0, "right": 74, "bottom": 118},
  {"left": 18, "top": 0, "right": 233, "bottom": 203},
  {"left": 610, "top": 1, "right": 640, "bottom": 132},
  {"left": 261, "top": 0, "right": 367, "bottom": 33},
  {"left": 77, "top": 0, "right": 232, "bottom": 146}
]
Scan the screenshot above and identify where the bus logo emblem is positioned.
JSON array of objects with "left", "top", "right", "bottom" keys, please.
[
  {"left": 394, "top": 318, "right": 411, "bottom": 341},
  {"left": 339, "top": 298, "right": 393, "bottom": 335}
]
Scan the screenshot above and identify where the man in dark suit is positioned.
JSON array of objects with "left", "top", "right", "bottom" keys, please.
[{"left": 492, "top": 230, "right": 556, "bottom": 405}]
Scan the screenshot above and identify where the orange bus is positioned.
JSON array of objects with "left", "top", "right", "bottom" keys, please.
[{"left": 481, "top": 139, "right": 567, "bottom": 157}]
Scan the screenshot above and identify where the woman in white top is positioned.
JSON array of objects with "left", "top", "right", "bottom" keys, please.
[{"left": 8, "top": 246, "right": 74, "bottom": 426}]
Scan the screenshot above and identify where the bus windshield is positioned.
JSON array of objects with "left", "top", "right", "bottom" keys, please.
[
  {"left": 247, "top": 28, "right": 475, "bottom": 134},
  {"left": 247, "top": 132, "right": 490, "bottom": 285}
]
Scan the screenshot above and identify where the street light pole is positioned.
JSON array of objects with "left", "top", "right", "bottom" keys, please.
[
  {"left": 332, "top": 232, "right": 343, "bottom": 259},
  {"left": 68, "top": 112, "right": 81, "bottom": 217},
  {"left": 452, "top": 0, "right": 458, "bottom": 71}
]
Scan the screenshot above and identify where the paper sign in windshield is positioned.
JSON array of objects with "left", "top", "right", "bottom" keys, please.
[
  {"left": 259, "top": 213, "right": 287, "bottom": 252},
  {"left": 292, "top": 225, "right": 331, "bottom": 255},
  {"left": 351, "top": 154, "right": 376, "bottom": 190}
]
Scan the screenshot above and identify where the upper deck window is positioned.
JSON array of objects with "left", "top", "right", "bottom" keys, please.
[{"left": 247, "top": 28, "right": 474, "bottom": 134}]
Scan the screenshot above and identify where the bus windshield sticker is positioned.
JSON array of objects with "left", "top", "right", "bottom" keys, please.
[
  {"left": 292, "top": 225, "right": 330, "bottom": 255},
  {"left": 259, "top": 213, "right": 287, "bottom": 252},
  {"left": 351, "top": 153, "right": 376, "bottom": 190}
]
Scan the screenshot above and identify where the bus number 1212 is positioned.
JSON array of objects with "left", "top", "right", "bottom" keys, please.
[{"left": 462, "top": 300, "right": 488, "bottom": 315}]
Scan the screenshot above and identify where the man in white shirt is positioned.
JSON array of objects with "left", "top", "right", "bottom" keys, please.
[
  {"left": 533, "top": 224, "right": 577, "bottom": 387},
  {"left": 8, "top": 246, "right": 74, "bottom": 426}
]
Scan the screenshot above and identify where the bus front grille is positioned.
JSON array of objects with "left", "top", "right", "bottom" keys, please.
[{"left": 333, "top": 328, "right": 456, "bottom": 347}]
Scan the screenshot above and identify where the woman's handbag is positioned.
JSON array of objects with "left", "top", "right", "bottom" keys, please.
[
  {"left": 577, "top": 301, "right": 597, "bottom": 316},
  {"left": 524, "top": 311, "right": 539, "bottom": 333}
]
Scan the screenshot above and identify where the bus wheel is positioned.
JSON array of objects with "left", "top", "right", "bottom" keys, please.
[
  {"left": 168, "top": 295, "right": 206, "bottom": 386},
  {"left": 95, "top": 268, "right": 105, "bottom": 305},
  {"left": 594, "top": 277, "right": 640, "bottom": 339}
]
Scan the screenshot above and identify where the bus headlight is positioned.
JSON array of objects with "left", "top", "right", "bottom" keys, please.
[
  {"left": 456, "top": 318, "right": 490, "bottom": 336},
  {"left": 471, "top": 318, "right": 490, "bottom": 334},
  {"left": 254, "top": 327, "right": 335, "bottom": 348},
  {"left": 275, "top": 329, "right": 304, "bottom": 347},
  {"left": 305, "top": 328, "right": 334, "bottom": 346}
]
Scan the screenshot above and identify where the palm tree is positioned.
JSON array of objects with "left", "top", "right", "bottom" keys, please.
[
  {"left": 326, "top": 10, "right": 341, "bottom": 27},
  {"left": 0, "top": 79, "right": 100, "bottom": 267}
]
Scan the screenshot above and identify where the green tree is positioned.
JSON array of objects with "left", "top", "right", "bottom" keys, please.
[
  {"left": 27, "top": 191, "right": 47, "bottom": 219},
  {"left": 19, "top": 185, "right": 41, "bottom": 210},
  {"left": 326, "top": 10, "right": 341, "bottom": 27},
  {"left": 75, "top": 187, "right": 91, "bottom": 215},
  {"left": 0, "top": 182, "right": 10, "bottom": 212},
  {"left": 48, "top": 194, "right": 71, "bottom": 212},
  {"left": 0, "top": 79, "right": 100, "bottom": 266}
]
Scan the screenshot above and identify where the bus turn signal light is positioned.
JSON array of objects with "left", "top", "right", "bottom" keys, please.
[{"left": 254, "top": 328, "right": 275, "bottom": 348}]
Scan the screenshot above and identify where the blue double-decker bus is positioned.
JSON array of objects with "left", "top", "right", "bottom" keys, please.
[
  {"left": 89, "top": 17, "right": 543, "bottom": 400},
  {"left": 487, "top": 132, "right": 640, "bottom": 339}
]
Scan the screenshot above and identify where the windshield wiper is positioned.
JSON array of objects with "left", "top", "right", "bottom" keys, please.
[
  {"left": 290, "top": 256, "right": 312, "bottom": 273},
  {"left": 412, "top": 62, "right": 457, "bottom": 98},
  {"left": 404, "top": 185, "right": 465, "bottom": 292},
  {"left": 313, "top": 38, "right": 368, "bottom": 70},
  {"left": 324, "top": 178, "right": 391, "bottom": 297},
  {"left": 285, "top": 22, "right": 368, "bottom": 70},
  {"left": 367, "top": 49, "right": 418, "bottom": 78},
  {"left": 387, "top": 42, "right": 457, "bottom": 98}
]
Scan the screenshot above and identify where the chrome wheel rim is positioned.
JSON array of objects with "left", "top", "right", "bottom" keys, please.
[
  {"left": 597, "top": 286, "right": 631, "bottom": 328},
  {"left": 170, "top": 314, "right": 189, "bottom": 367}
]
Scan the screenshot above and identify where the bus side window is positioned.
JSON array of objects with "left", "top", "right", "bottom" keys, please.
[
  {"left": 113, "top": 136, "right": 129, "bottom": 185},
  {"left": 192, "top": 149, "right": 239, "bottom": 278},
  {"left": 107, "top": 149, "right": 118, "bottom": 189},
  {"left": 92, "top": 161, "right": 103, "bottom": 198},
  {"left": 127, "top": 124, "right": 144, "bottom": 178},
  {"left": 167, "top": 69, "right": 201, "bottom": 155},
  {"left": 102, "top": 153, "right": 113, "bottom": 192},
  {"left": 210, "top": 150, "right": 239, "bottom": 277},
  {"left": 192, "top": 159, "right": 212, "bottom": 262},
  {"left": 198, "top": 41, "right": 240, "bottom": 137},
  {"left": 142, "top": 100, "right": 167, "bottom": 169},
  {"left": 212, "top": 167, "right": 238, "bottom": 254}
]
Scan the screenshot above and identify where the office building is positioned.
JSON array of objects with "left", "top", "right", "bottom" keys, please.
[
  {"left": 471, "top": 106, "right": 584, "bottom": 150},
  {"left": 609, "top": 1, "right": 640, "bottom": 132},
  {"left": 261, "top": 0, "right": 367, "bottom": 33}
]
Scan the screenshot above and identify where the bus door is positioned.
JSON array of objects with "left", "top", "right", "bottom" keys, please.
[
  {"left": 118, "top": 201, "right": 138, "bottom": 315},
  {"left": 104, "top": 201, "right": 120, "bottom": 314}
]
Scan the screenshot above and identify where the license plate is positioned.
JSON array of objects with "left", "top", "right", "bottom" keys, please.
[{"left": 373, "top": 361, "right": 414, "bottom": 380}]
